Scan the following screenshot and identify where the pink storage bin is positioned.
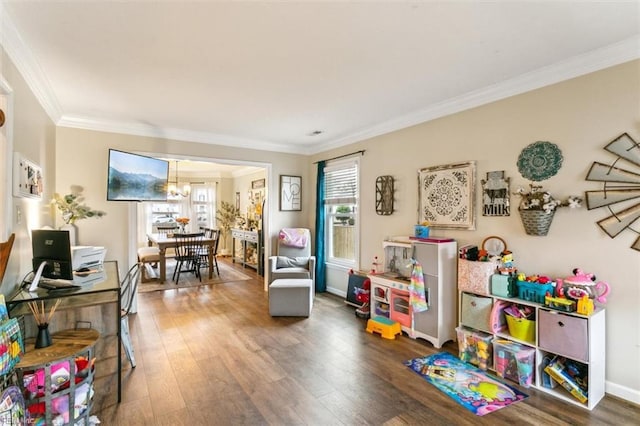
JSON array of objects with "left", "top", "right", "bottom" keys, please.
[
  {"left": 538, "top": 310, "right": 589, "bottom": 362},
  {"left": 457, "top": 258, "right": 500, "bottom": 295}
]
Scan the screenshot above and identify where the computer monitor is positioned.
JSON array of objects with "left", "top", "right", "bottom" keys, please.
[{"left": 30, "top": 229, "right": 74, "bottom": 291}]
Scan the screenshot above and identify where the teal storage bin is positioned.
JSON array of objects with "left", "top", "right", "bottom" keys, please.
[
  {"left": 516, "top": 280, "right": 554, "bottom": 303},
  {"left": 491, "top": 274, "right": 517, "bottom": 297},
  {"left": 414, "top": 225, "right": 430, "bottom": 238}
]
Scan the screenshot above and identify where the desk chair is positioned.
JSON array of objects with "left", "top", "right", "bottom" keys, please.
[
  {"left": 172, "top": 232, "right": 205, "bottom": 285},
  {"left": 121, "top": 263, "right": 141, "bottom": 368}
]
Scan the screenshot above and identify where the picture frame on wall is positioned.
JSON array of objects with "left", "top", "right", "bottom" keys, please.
[
  {"left": 418, "top": 161, "right": 476, "bottom": 230},
  {"left": 280, "top": 175, "right": 302, "bottom": 211},
  {"left": 251, "top": 179, "right": 265, "bottom": 190},
  {"left": 13, "top": 152, "right": 43, "bottom": 199}
]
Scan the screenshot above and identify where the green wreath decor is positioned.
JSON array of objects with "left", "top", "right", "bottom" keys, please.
[{"left": 517, "top": 141, "right": 563, "bottom": 181}]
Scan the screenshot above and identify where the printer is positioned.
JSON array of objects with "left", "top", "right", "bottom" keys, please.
[{"left": 71, "top": 246, "right": 107, "bottom": 270}]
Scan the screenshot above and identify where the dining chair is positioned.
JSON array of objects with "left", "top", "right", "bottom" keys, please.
[
  {"left": 172, "top": 232, "right": 205, "bottom": 285},
  {"left": 121, "top": 262, "right": 141, "bottom": 368},
  {"left": 197, "top": 229, "right": 220, "bottom": 276}
]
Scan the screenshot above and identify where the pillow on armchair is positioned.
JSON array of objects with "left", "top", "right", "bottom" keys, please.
[{"left": 275, "top": 256, "right": 309, "bottom": 268}]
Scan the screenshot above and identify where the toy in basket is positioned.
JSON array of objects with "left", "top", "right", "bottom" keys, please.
[
  {"left": 0, "top": 296, "right": 24, "bottom": 375},
  {"left": 516, "top": 274, "right": 555, "bottom": 303}
]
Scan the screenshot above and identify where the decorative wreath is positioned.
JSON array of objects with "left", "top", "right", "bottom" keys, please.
[{"left": 517, "top": 141, "right": 563, "bottom": 181}]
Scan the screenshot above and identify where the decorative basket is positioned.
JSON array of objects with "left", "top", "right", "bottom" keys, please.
[{"left": 519, "top": 209, "right": 555, "bottom": 236}]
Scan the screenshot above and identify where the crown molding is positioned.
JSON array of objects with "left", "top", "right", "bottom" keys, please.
[
  {"left": 0, "top": 4, "right": 63, "bottom": 122},
  {"left": 313, "top": 36, "right": 640, "bottom": 155},
  {"left": 2, "top": 0, "right": 637, "bottom": 158},
  {"left": 57, "top": 114, "right": 307, "bottom": 154}
]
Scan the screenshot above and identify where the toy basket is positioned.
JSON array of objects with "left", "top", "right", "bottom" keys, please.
[
  {"left": 506, "top": 315, "right": 536, "bottom": 344},
  {"left": 517, "top": 280, "right": 554, "bottom": 303},
  {"left": 0, "top": 318, "right": 24, "bottom": 376},
  {"left": 519, "top": 209, "right": 556, "bottom": 236}
]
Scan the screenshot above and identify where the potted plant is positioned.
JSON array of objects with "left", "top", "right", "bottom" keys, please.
[
  {"left": 216, "top": 201, "right": 240, "bottom": 255},
  {"left": 335, "top": 205, "right": 352, "bottom": 225},
  {"left": 51, "top": 185, "right": 106, "bottom": 244},
  {"left": 513, "top": 183, "right": 582, "bottom": 236}
]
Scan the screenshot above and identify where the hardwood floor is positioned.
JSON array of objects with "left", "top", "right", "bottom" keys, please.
[{"left": 95, "top": 259, "right": 639, "bottom": 425}]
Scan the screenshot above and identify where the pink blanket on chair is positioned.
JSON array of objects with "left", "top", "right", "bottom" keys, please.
[{"left": 279, "top": 228, "right": 309, "bottom": 248}]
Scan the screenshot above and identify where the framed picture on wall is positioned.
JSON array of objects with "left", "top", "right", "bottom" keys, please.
[
  {"left": 418, "top": 161, "right": 476, "bottom": 230},
  {"left": 280, "top": 175, "right": 301, "bottom": 211},
  {"left": 252, "top": 179, "right": 265, "bottom": 190},
  {"left": 13, "top": 153, "right": 43, "bottom": 199}
]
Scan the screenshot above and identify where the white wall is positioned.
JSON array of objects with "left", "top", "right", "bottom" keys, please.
[
  {"left": 0, "top": 46, "right": 56, "bottom": 294},
  {"left": 309, "top": 60, "right": 640, "bottom": 402}
]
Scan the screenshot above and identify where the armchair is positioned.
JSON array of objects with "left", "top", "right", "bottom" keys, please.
[{"left": 268, "top": 228, "right": 315, "bottom": 285}]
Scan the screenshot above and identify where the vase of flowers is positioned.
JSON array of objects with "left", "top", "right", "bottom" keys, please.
[
  {"left": 176, "top": 217, "right": 190, "bottom": 233},
  {"left": 51, "top": 186, "right": 106, "bottom": 244},
  {"left": 514, "top": 184, "right": 582, "bottom": 236}
]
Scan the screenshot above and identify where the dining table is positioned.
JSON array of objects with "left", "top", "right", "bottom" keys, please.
[{"left": 146, "top": 232, "right": 217, "bottom": 283}]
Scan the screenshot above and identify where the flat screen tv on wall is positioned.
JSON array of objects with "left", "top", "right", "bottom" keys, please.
[{"left": 107, "top": 149, "right": 169, "bottom": 202}]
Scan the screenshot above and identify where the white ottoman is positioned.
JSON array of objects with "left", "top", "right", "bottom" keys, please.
[{"left": 269, "top": 278, "right": 313, "bottom": 317}]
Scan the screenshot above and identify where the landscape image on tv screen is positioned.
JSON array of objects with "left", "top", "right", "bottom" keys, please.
[{"left": 107, "top": 149, "right": 169, "bottom": 201}]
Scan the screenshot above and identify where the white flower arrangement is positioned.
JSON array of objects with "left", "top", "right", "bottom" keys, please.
[{"left": 514, "top": 183, "right": 582, "bottom": 214}]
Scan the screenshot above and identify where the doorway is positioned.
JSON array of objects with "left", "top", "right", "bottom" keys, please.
[{"left": 130, "top": 154, "right": 271, "bottom": 287}]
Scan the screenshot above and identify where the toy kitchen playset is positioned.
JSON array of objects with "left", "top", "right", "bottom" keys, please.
[{"left": 368, "top": 236, "right": 457, "bottom": 348}]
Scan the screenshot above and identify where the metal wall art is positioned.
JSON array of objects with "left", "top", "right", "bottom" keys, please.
[
  {"left": 375, "top": 175, "right": 394, "bottom": 215},
  {"left": 481, "top": 171, "right": 511, "bottom": 216},
  {"left": 517, "top": 141, "right": 563, "bottom": 181},
  {"left": 585, "top": 132, "right": 640, "bottom": 251},
  {"left": 418, "top": 161, "right": 476, "bottom": 230}
]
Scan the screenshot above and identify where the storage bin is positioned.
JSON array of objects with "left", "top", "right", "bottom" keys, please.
[
  {"left": 457, "top": 258, "right": 500, "bottom": 295},
  {"left": 516, "top": 280, "right": 555, "bottom": 303},
  {"left": 538, "top": 310, "right": 589, "bottom": 362},
  {"left": 456, "top": 326, "right": 493, "bottom": 370},
  {"left": 506, "top": 315, "right": 536, "bottom": 344},
  {"left": 491, "top": 274, "right": 517, "bottom": 298},
  {"left": 493, "top": 339, "right": 536, "bottom": 387},
  {"left": 460, "top": 293, "right": 493, "bottom": 333},
  {"left": 414, "top": 225, "right": 430, "bottom": 238}
]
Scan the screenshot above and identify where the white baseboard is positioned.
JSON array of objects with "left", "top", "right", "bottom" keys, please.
[
  {"left": 326, "top": 287, "right": 346, "bottom": 299},
  {"left": 606, "top": 381, "right": 640, "bottom": 405}
]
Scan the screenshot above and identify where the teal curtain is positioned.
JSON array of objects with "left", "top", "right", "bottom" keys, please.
[{"left": 315, "top": 161, "right": 326, "bottom": 292}]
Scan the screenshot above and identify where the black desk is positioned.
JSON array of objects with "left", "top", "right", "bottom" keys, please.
[{"left": 7, "top": 260, "right": 122, "bottom": 402}]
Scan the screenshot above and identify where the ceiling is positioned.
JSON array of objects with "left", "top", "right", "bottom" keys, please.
[{"left": 1, "top": 1, "right": 638, "bottom": 156}]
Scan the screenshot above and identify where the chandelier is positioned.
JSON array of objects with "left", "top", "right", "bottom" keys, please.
[{"left": 168, "top": 161, "right": 191, "bottom": 198}]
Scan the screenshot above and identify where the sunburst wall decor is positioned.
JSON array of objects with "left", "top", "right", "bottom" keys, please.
[{"left": 585, "top": 132, "right": 640, "bottom": 251}]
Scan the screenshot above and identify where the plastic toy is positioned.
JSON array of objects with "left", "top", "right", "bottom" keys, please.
[
  {"left": 556, "top": 268, "right": 610, "bottom": 304},
  {"left": 576, "top": 295, "right": 594, "bottom": 315},
  {"left": 366, "top": 316, "right": 401, "bottom": 339}
]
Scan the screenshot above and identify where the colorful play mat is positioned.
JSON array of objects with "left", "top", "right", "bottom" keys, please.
[{"left": 404, "top": 352, "right": 528, "bottom": 416}]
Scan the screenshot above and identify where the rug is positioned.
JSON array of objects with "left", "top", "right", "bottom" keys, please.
[
  {"left": 404, "top": 352, "right": 528, "bottom": 416},
  {"left": 138, "top": 260, "right": 252, "bottom": 293}
]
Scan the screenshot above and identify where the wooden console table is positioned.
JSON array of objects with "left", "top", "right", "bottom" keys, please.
[{"left": 231, "top": 229, "right": 263, "bottom": 275}]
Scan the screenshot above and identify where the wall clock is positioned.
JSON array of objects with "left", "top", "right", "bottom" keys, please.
[{"left": 585, "top": 132, "right": 640, "bottom": 251}]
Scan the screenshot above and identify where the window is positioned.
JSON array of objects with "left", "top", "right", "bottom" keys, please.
[{"left": 324, "top": 157, "right": 359, "bottom": 267}]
